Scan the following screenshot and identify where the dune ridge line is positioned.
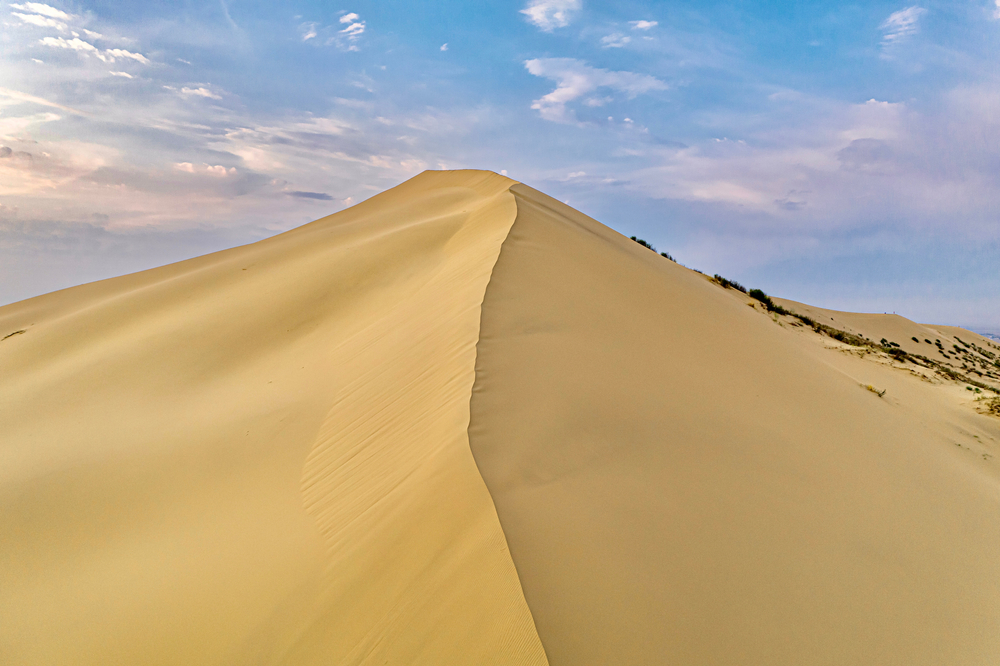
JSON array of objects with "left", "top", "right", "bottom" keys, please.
[{"left": 0, "top": 170, "right": 548, "bottom": 665}]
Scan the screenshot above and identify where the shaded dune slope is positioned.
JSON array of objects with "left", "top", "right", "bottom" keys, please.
[
  {"left": 0, "top": 171, "right": 546, "bottom": 665},
  {"left": 469, "top": 183, "right": 1000, "bottom": 665}
]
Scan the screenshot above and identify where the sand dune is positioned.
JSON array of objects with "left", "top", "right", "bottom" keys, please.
[
  {"left": 0, "top": 171, "right": 545, "bottom": 665},
  {"left": 2, "top": 170, "right": 999, "bottom": 664}
]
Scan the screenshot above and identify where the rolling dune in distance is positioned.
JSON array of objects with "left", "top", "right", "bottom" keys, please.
[{"left": 2, "top": 170, "right": 999, "bottom": 664}]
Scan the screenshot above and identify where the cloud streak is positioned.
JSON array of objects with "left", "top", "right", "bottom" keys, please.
[
  {"left": 0, "top": 87, "right": 87, "bottom": 115},
  {"left": 524, "top": 58, "right": 666, "bottom": 123},
  {"left": 10, "top": 2, "right": 71, "bottom": 21},
  {"left": 881, "top": 6, "right": 926, "bottom": 51}
]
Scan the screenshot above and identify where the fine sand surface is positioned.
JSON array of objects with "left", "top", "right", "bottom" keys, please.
[
  {"left": 2, "top": 169, "right": 1000, "bottom": 664},
  {"left": 0, "top": 171, "right": 546, "bottom": 665},
  {"left": 469, "top": 182, "right": 1000, "bottom": 665}
]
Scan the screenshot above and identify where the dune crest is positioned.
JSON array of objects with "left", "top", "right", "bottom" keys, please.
[{"left": 0, "top": 170, "right": 547, "bottom": 665}]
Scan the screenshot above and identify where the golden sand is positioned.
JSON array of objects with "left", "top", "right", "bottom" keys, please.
[{"left": 2, "top": 170, "right": 998, "bottom": 664}]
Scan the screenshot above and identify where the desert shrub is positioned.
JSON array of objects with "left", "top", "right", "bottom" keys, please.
[
  {"left": 748, "top": 288, "right": 790, "bottom": 314},
  {"left": 629, "top": 236, "right": 657, "bottom": 252},
  {"left": 712, "top": 274, "right": 747, "bottom": 293},
  {"left": 912, "top": 337, "right": 919, "bottom": 342},
  {"left": 660, "top": 252, "right": 676, "bottom": 262}
]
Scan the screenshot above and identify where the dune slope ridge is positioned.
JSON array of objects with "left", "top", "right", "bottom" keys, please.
[
  {"left": 469, "top": 183, "right": 1000, "bottom": 665},
  {"left": 0, "top": 171, "right": 547, "bottom": 664}
]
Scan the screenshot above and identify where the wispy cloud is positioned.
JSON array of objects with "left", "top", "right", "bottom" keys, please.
[
  {"left": 0, "top": 87, "right": 87, "bottom": 115},
  {"left": 520, "top": 0, "right": 580, "bottom": 32},
  {"left": 880, "top": 6, "right": 926, "bottom": 51},
  {"left": 101, "top": 48, "right": 150, "bottom": 64},
  {"left": 629, "top": 20, "right": 657, "bottom": 30},
  {"left": 13, "top": 12, "right": 68, "bottom": 31},
  {"left": 39, "top": 35, "right": 98, "bottom": 53},
  {"left": 524, "top": 58, "right": 666, "bottom": 123},
  {"left": 314, "top": 11, "right": 365, "bottom": 51},
  {"left": 10, "top": 2, "right": 72, "bottom": 21},
  {"left": 179, "top": 87, "right": 222, "bottom": 100},
  {"left": 37, "top": 37, "right": 150, "bottom": 64},
  {"left": 174, "top": 162, "right": 236, "bottom": 176},
  {"left": 601, "top": 33, "right": 630, "bottom": 48},
  {"left": 300, "top": 22, "right": 317, "bottom": 41}
]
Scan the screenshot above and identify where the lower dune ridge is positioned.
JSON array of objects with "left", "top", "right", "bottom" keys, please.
[{"left": 1, "top": 169, "right": 999, "bottom": 664}]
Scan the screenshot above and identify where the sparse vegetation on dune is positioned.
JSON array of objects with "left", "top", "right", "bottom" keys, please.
[
  {"left": 748, "top": 288, "right": 791, "bottom": 316},
  {"left": 629, "top": 236, "right": 676, "bottom": 262},
  {"left": 708, "top": 279, "right": 999, "bottom": 394},
  {"left": 712, "top": 274, "right": 747, "bottom": 293}
]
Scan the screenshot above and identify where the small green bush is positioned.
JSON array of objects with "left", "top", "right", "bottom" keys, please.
[
  {"left": 749, "top": 289, "right": 790, "bottom": 315},
  {"left": 712, "top": 274, "right": 747, "bottom": 293}
]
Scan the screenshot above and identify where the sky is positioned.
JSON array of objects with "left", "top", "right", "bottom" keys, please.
[{"left": 1, "top": 0, "right": 999, "bottom": 331}]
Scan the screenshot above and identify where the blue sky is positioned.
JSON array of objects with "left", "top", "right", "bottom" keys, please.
[{"left": 1, "top": 0, "right": 999, "bottom": 330}]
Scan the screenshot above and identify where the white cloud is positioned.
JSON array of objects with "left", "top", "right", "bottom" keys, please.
[
  {"left": 37, "top": 37, "right": 150, "bottom": 64},
  {"left": 629, "top": 20, "right": 657, "bottom": 30},
  {"left": 340, "top": 21, "right": 364, "bottom": 37},
  {"left": 99, "top": 48, "right": 150, "bottom": 64},
  {"left": 601, "top": 33, "right": 630, "bottom": 48},
  {"left": 109, "top": 71, "right": 133, "bottom": 78},
  {"left": 520, "top": 0, "right": 580, "bottom": 32},
  {"left": 880, "top": 6, "right": 926, "bottom": 47},
  {"left": 330, "top": 12, "right": 365, "bottom": 50},
  {"left": 174, "top": 162, "right": 236, "bottom": 177},
  {"left": 440, "top": 43, "right": 448, "bottom": 51},
  {"left": 10, "top": 2, "right": 71, "bottom": 21},
  {"left": 994, "top": 0, "right": 1000, "bottom": 20},
  {"left": 180, "top": 87, "right": 222, "bottom": 100},
  {"left": 524, "top": 58, "right": 666, "bottom": 123},
  {"left": 39, "top": 36, "right": 98, "bottom": 53},
  {"left": 300, "top": 22, "right": 317, "bottom": 41},
  {"left": 13, "top": 12, "right": 67, "bottom": 31},
  {"left": 82, "top": 29, "right": 103, "bottom": 40}
]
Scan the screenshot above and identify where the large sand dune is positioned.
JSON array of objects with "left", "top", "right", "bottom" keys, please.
[{"left": 2, "top": 170, "right": 999, "bottom": 664}]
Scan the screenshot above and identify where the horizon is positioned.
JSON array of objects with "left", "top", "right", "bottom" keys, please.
[{"left": 1, "top": 0, "right": 998, "bottom": 331}]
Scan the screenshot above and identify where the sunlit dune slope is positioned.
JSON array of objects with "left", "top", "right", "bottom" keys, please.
[
  {"left": 469, "top": 183, "right": 1000, "bottom": 665},
  {"left": 0, "top": 170, "right": 547, "bottom": 665}
]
